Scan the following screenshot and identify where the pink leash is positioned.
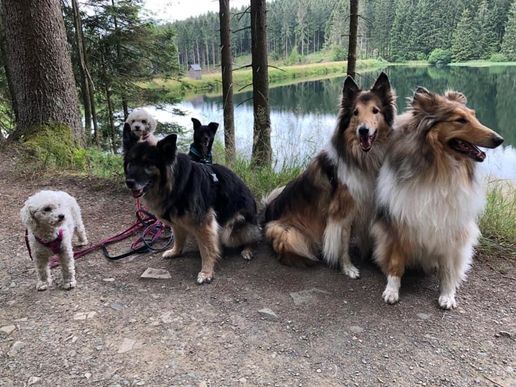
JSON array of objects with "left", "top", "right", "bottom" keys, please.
[{"left": 23, "top": 199, "right": 172, "bottom": 268}]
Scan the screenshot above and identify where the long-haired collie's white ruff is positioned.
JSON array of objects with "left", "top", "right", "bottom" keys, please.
[
  {"left": 264, "top": 73, "right": 396, "bottom": 278},
  {"left": 372, "top": 88, "right": 504, "bottom": 309},
  {"left": 125, "top": 108, "right": 158, "bottom": 145}
]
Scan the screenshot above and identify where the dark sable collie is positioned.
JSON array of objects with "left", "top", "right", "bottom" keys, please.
[
  {"left": 123, "top": 129, "right": 260, "bottom": 284},
  {"left": 188, "top": 118, "right": 218, "bottom": 164},
  {"left": 263, "top": 72, "right": 396, "bottom": 278},
  {"left": 372, "top": 88, "right": 504, "bottom": 309}
]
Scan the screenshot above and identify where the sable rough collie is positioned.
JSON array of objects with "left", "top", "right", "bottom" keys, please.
[
  {"left": 372, "top": 88, "right": 504, "bottom": 309},
  {"left": 123, "top": 129, "right": 260, "bottom": 284},
  {"left": 264, "top": 73, "right": 396, "bottom": 277}
]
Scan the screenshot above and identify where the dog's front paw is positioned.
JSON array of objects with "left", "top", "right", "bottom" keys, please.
[
  {"left": 62, "top": 279, "right": 77, "bottom": 290},
  {"left": 76, "top": 238, "right": 88, "bottom": 247},
  {"left": 341, "top": 264, "right": 360, "bottom": 279},
  {"left": 382, "top": 287, "right": 399, "bottom": 304},
  {"left": 241, "top": 247, "right": 253, "bottom": 261},
  {"left": 196, "top": 271, "right": 214, "bottom": 285},
  {"left": 438, "top": 294, "right": 457, "bottom": 310},
  {"left": 36, "top": 281, "right": 50, "bottom": 291},
  {"left": 162, "top": 246, "right": 182, "bottom": 259}
]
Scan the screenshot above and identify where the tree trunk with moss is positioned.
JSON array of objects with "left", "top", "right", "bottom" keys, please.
[{"left": 2, "top": 0, "right": 83, "bottom": 145}]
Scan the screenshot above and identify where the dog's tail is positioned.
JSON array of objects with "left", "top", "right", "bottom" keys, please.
[
  {"left": 264, "top": 220, "right": 318, "bottom": 268},
  {"left": 261, "top": 186, "right": 285, "bottom": 208},
  {"left": 258, "top": 186, "right": 285, "bottom": 227}
]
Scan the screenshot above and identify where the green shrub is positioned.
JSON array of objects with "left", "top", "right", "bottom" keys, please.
[
  {"left": 488, "top": 53, "right": 508, "bottom": 62},
  {"left": 428, "top": 48, "right": 452, "bottom": 65},
  {"left": 332, "top": 45, "right": 347, "bottom": 61}
]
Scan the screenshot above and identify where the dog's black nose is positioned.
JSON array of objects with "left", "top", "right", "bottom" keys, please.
[
  {"left": 58, "top": 214, "right": 65, "bottom": 220},
  {"left": 126, "top": 179, "right": 136, "bottom": 189},
  {"left": 358, "top": 127, "right": 369, "bottom": 136},
  {"left": 492, "top": 134, "right": 504, "bottom": 147},
  {"left": 134, "top": 125, "right": 140, "bottom": 130}
]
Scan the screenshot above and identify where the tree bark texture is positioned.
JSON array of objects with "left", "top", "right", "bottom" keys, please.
[
  {"left": 2, "top": 0, "right": 83, "bottom": 144},
  {"left": 250, "top": 0, "right": 271, "bottom": 167},
  {"left": 219, "top": 0, "right": 235, "bottom": 162},
  {"left": 347, "top": 0, "right": 358, "bottom": 78}
]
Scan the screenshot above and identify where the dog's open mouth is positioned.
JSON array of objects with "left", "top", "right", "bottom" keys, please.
[
  {"left": 130, "top": 183, "right": 149, "bottom": 198},
  {"left": 359, "top": 131, "right": 377, "bottom": 152},
  {"left": 449, "top": 139, "right": 486, "bottom": 162}
]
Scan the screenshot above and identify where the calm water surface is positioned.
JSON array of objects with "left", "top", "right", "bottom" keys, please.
[{"left": 147, "top": 65, "right": 516, "bottom": 181}]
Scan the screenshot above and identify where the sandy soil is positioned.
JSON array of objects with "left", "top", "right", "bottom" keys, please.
[{"left": 0, "top": 152, "right": 514, "bottom": 387}]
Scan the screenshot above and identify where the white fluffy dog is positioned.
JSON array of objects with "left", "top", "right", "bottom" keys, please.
[
  {"left": 21, "top": 190, "right": 88, "bottom": 291},
  {"left": 125, "top": 108, "right": 158, "bottom": 145}
]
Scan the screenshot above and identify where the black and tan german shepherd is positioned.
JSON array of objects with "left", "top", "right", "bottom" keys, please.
[{"left": 123, "top": 127, "right": 260, "bottom": 284}]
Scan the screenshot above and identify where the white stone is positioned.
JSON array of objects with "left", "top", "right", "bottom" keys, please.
[
  {"left": 0, "top": 325, "right": 16, "bottom": 335},
  {"left": 258, "top": 308, "right": 279, "bottom": 321},
  {"left": 140, "top": 268, "right": 171, "bottom": 279},
  {"left": 118, "top": 338, "right": 136, "bottom": 354}
]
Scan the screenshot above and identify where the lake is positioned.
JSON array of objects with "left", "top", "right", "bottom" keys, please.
[{"left": 146, "top": 65, "right": 516, "bottom": 181}]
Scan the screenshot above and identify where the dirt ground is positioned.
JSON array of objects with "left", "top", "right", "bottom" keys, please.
[{"left": 0, "top": 152, "right": 514, "bottom": 387}]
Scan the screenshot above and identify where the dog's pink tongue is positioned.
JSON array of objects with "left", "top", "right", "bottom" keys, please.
[
  {"left": 476, "top": 149, "right": 486, "bottom": 161},
  {"left": 360, "top": 134, "right": 372, "bottom": 151}
]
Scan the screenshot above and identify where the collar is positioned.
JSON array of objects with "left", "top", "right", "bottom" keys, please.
[
  {"left": 34, "top": 228, "right": 64, "bottom": 254},
  {"left": 189, "top": 143, "right": 213, "bottom": 164}
]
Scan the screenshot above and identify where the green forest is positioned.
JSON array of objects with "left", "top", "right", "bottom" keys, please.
[{"left": 174, "top": 0, "right": 516, "bottom": 67}]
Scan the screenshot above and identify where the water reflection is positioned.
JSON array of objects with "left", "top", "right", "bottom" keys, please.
[{"left": 146, "top": 65, "right": 516, "bottom": 181}]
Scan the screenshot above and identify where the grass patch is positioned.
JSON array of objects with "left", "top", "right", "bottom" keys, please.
[
  {"left": 479, "top": 181, "right": 516, "bottom": 256},
  {"left": 212, "top": 142, "right": 302, "bottom": 200},
  {"left": 449, "top": 60, "right": 516, "bottom": 67},
  {"left": 143, "top": 59, "right": 388, "bottom": 100}
]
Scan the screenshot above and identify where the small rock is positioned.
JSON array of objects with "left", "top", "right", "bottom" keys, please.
[
  {"left": 289, "top": 288, "right": 330, "bottom": 305},
  {"left": 498, "top": 331, "right": 513, "bottom": 339},
  {"left": 417, "top": 313, "right": 431, "bottom": 320},
  {"left": 103, "top": 278, "right": 115, "bottom": 282},
  {"left": 316, "top": 369, "right": 322, "bottom": 373},
  {"left": 84, "top": 372, "right": 91, "bottom": 379},
  {"left": 160, "top": 312, "right": 173, "bottom": 324},
  {"left": 0, "top": 325, "right": 16, "bottom": 336},
  {"left": 27, "top": 376, "right": 41, "bottom": 385},
  {"left": 73, "top": 312, "right": 87, "bottom": 320},
  {"left": 258, "top": 308, "right": 279, "bottom": 321},
  {"left": 198, "top": 382, "right": 208, "bottom": 387},
  {"left": 118, "top": 338, "right": 136, "bottom": 354},
  {"left": 110, "top": 302, "right": 125, "bottom": 311},
  {"left": 349, "top": 326, "right": 364, "bottom": 334},
  {"left": 7, "top": 300, "right": 16, "bottom": 306},
  {"left": 140, "top": 268, "right": 171, "bottom": 280},
  {"left": 8, "top": 341, "right": 25, "bottom": 357}
]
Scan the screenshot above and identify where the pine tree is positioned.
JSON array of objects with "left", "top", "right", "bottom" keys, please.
[
  {"left": 476, "top": 0, "right": 499, "bottom": 58},
  {"left": 501, "top": 0, "right": 516, "bottom": 59},
  {"left": 451, "top": 8, "right": 481, "bottom": 61}
]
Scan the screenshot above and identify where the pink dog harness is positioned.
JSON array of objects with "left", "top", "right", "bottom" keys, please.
[{"left": 25, "top": 229, "right": 64, "bottom": 259}]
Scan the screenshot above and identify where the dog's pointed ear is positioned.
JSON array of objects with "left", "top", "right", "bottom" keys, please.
[
  {"left": 123, "top": 122, "right": 138, "bottom": 154},
  {"left": 342, "top": 76, "right": 360, "bottom": 103},
  {"left": 371, "top": 72, "right": 391, "bottom": 96},
  {"left": 191, "top": 118, "right": 201, "bottom": 131},
  {"left": 208, "top": 122, "right": 219, "bottom": 135},
  {"left": 157, "top": 133, "right": 177, "bottom": 164},
  {"left": 411, "top": 86, "right": 436, "bottom": 113},
  {"left": 444, "top": 90, "right": 467, "bottom": 105}
]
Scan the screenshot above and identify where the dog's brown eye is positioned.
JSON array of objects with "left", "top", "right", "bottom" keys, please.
[
  {"left": 142, "top": 120, "right": 147, "bottom": 124},
  {"left": 353, "top": 109, "right": 359, "bottom": 116},
  {"left": 43, "top": 207, "right": 51, "bottom": 212},
  {"left": 132, "top": 120, "right": 135, "bottom": 123},
  {"left": 456, "top": 117, "right": 467, "bottom": 124},
  {"left": 372, "top": 107, "right": 379, "bottom": 114}
]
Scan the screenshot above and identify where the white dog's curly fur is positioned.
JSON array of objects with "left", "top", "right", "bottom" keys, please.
[
  {"left": 125, "top": 108, "right": 158, "bottom": 145},
  {"left": 20, "top": 190, "right": 88, "bottom": 291}
]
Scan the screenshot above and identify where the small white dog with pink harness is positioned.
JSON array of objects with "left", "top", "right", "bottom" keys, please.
[{"left": 21, "top": 190, "right": 88, "bottom": 290}]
